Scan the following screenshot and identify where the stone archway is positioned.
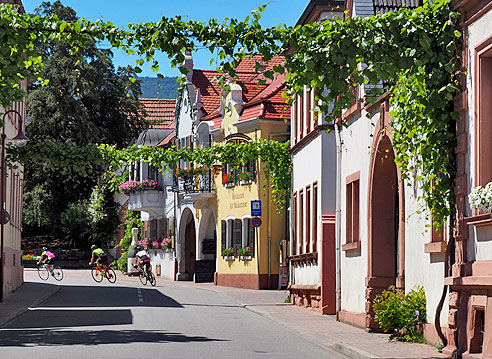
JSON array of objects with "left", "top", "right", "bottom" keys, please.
[{"left": 365, "top": 104, "right": 405, "bottom": 331}]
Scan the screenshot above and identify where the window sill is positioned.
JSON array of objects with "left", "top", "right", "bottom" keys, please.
[
  {"left": 342, "top": 241, "right": 361, "bottom": 251},
  {"left": 223, "top": 256, "right": 235, "bottom": 261},
  {"left": 465, "top": 213, "right": 492, "bottom": 228},
  {"left": 239, "top": 180, "right": 252, "bottom": 186},
  {"left": 424, "top": 241, "right": 446, "bottom": 254},
  {"left": 288, "top": 252, "right": 318, "bottom": 265},
  {"left": 239, "top": 256, "right": 252, "bottom": 260},
  {"left": 223, "top": 183, "right": 235, "bottom": 188}
]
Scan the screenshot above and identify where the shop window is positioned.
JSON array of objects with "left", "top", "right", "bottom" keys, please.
[{"left": 343, "top": 171, "right": 360, "bottom": 251}]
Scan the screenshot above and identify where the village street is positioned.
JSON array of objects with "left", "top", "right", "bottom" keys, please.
[{"left": 0, "top": 270, "right": 345, "bottom": 359}]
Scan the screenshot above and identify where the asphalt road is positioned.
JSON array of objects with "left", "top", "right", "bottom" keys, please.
[{"left": 0, "top": 270, "right": 346, "bottom": 359}]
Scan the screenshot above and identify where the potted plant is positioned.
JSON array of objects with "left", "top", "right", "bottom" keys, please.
[
  {"left": 238, "top": 247, "right": 252, "bottom": 260},
  {"left": 118, "top": 179, "right": 159, "bottom": 193},
  {"left": 222, "top": 247, "right": 235, "bottom": 260},
  {"left": 469, "top": 182, "right": 492, "bottom": 213},
  {"left": 237, "top": 171, "right": 252, "bottom": 183},
  {"left": 138, "top": 238, "right": 149, "bottom": 250},
  {"left": 222, "top": 173, "right": 234, "bottom": 185},
  {"left": 160, "top": 237, "right": 173, "bottom": 250}
]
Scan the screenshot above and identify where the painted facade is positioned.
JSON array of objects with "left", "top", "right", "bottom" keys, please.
[
  {"left": 288, "top": 1, "right": 342, "bottom": 314},
  {"left": 443, "top": 1, "right": 492, "bottom": 357},
  {"left": 336, "top": 0, "right": 449, "bottom": 342}
]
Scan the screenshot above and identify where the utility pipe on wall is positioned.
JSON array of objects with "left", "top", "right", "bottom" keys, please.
[{"left": 335, "top": 123, "right": 343, "bottom": 316}]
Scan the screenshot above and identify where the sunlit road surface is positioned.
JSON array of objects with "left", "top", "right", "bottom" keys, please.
[{"left": 0, "top": 270, "right": 346, "bottom": 359}]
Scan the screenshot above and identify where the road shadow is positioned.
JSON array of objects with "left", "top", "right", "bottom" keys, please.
[
  {"left": 39, "top": 285, "right": 183, "bottom": 308},
  {"left": 5, "top": 309, "right": 133, "bottom": 328},
  {"left": 0, "top": 329, "right": 226, "bottom": 347}
]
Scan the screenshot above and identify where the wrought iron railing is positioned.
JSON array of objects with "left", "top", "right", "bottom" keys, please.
[{"left": 179, "top": 169, "right": 214, "bottom": 194}]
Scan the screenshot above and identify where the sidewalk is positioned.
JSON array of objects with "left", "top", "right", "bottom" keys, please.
[
  {"left": 177, "top": 281, "right": 450, "bottom": 359},
  {"left": 0, "top": 280, "right": 60, "bottom": 328}
]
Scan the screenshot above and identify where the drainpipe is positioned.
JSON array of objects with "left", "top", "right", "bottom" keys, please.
[
  {"left": 268, "top": 131, "right": 290, "bottom": 289},
  {"left": 335, "top": 123, "right": 342, "bottom": 316}
]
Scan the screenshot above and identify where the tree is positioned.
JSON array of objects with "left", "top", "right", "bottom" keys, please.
[{"left": 22, "top": 1, "right": 146, "bottom": 240}]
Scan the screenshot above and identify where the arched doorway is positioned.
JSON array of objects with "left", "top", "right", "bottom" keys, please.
[
  {"left": 366, "top": 111, "right": 405, "bottom": 331},
  {"left": 195, "top": 207, "right": 217, "bottom": 283},
  {"left": 179, "top": 208, "right": 196, "bottom": 281}
]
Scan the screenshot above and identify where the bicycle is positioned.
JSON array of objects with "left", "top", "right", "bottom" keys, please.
[
  {"left": 91, "top": 262, "right": 116, "bottom": 283},
  {"left": 38, "top": 263, "right": 63, "bottom": 281},
  {"left": 134, "top": 265, "right": 156, "bottom": 286}
]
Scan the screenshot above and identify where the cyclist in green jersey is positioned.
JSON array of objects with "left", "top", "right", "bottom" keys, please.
[{"left": 89, "top": 245, "right": 108, "bottom": 266}]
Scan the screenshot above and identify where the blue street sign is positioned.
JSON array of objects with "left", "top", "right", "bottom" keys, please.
[{"left": 251, "top": 200, "right": 262, "bottom": 217}]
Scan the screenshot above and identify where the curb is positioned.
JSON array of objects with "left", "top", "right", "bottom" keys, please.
[
  {"left": 0, "top": 283, "right": 61, "bottom": 328},
  {"left": 330, "top": 343, "right": 380, "bottom": 359}
]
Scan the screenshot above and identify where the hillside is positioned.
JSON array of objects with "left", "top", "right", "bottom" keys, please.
[{"left": 138, "top": 76, "right": 180, "bottom": 99}]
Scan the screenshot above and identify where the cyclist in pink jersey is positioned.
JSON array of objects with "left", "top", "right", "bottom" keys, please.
[{"left": 37, "top": 247, "right": 56, "bottom": 275}]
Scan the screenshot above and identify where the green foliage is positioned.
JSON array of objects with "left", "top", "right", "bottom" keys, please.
[
  {"left": 88, "top": 187, "right": 120, "bottom": 244},
  {"left": 138, "top": 76, "right": 179, "bottom": 99},
  {"left": 23, "top": 184, "right": 53, "bottom": 230},
  {"left": 117, "top": 210, "right": 143, "bottom": 273},
  {"left": 284, "top": 296, "right": 291, "bottom": 303},
  {"left": 99, "top": 139, "right": 292, "bottom": 211},
  {"left": 59, "top": 200, "right": 91, "bottom": 248},
  {"left": 1, "top": 0, "right": 461, "bottom": 227},
  {"left": 373, "top": 286, "right": 427, "bottom": 342}
]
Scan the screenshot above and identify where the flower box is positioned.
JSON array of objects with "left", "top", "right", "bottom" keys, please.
[
  {"left": 240, "top": 256, "right": 252, "bottom": 260},
  {"left": 118, "top": 179, "right": 160, "bottom": 193},
  {"left": 224, "top": 256, "right": 235, "bottom": 261}
]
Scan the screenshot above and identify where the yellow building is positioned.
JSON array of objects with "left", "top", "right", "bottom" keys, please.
[{"left": 196, "top": 55, "right": 290, "bottom": 289}]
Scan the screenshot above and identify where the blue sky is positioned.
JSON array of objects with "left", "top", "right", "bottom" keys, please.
[{"left": 21, "top": 0, "right": 310, "bottom": 77}]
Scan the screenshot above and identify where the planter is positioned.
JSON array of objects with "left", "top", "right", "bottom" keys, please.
[
  {"left": 240, "top": 256, "right": 252, "bottom": 260},
  {"left": 224, "top": 256, "right": 235, "bottom": 261}
]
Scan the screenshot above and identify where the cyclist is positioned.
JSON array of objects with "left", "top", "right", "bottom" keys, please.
[
  {"left": 134, "top": 245, "right": 152, "bottom": 274},
  {"left": 38, "top": 247, "right": 56, "bottom": 275},
  {"left": 89, "top": 245, "right": 108, "bottom": 267}
]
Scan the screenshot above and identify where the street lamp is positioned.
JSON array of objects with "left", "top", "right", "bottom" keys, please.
[{"left": 0, "top": 109, "right": 29, "bottom": 302}]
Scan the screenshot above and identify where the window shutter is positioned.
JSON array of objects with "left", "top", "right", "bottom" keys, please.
[
  {"left": 248, "top": 161, "right": 256, "bottom": 181},
  {"left": 221, "top": 220, "right": 226, "bottom": 253},
  {"left": 233, "top": 219, "right": 242, "bottom": 253},
  {"left": 248, "top": 219, "right": 255, "bottom": 257}
]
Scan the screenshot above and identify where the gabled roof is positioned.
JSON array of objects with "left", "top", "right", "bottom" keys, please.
[
  {"left": 192, "top": 70, "right": 222, "bottom": 115},
  {"left": 139, "top": 98, "right": 175, "bottom": 129},
  {"left": 135, "top": 129, "right": 174, "bottom": 147},
  {"left": 200, "top": 56, "right": 290, "bottom": 130}
]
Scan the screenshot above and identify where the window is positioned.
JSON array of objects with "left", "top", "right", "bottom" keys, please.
[
  {"left": 299, "top": 94, "right": 304, "bottom": 140},
  {"left": 312, "top": 182, "right": 318, "bottom": 253},
  {"left": 476, "top": 36, "right": 492, "bottom": 186},
  {"left": 243, "top": 218, "right": 255, "bottom": 256},
  {"left": 227, "top": 219, "right": 234, "bottom": 248},
  {"left": 299, "top": 189, "right": 304, "bottom": 254},
  {"left": 306, "top": 185, "right": 311, "bottom": 253},
  {"left": 221, "top": 220, "right": 226, "bottom": 254},
  {"left": 293, "top": 98, "right": 298, "bottom": 144},
  {"left": 306, "top": 89, "right": 312, "bottom": 134},
  {"left": 148, "top": 165, "right": 158, "bottom": 182},
  {"left": 343, "top": 171, "right": 360, "bottom": 251},
  {"left": 233, "top": 219, "right": 242, "bottom": 253},
  {"left": 292, "top": 192, "right": 297, "bottom": 256}
]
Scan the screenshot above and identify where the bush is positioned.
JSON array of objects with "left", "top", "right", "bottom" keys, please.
[
  {"left": 373, "top": 285, "right": 426, "bottom": 342},
  {"left": 117, "top": 251, "right": 128, "bottom": 273}
]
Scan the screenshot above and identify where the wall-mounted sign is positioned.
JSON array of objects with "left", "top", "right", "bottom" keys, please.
[
  {"left": 251, "top": 200, "right": 262, "bottom": 217},
  {"left": 225, "top": 133, "right": 252, "bottom": 145}
]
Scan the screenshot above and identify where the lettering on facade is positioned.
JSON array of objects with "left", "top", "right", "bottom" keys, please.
[
  {"left": 225, "top": 133, "right": 252, "bottom": 145},
  {"left": 230, "top": 201, "right": 248, "bottom": 209},
  {"left": 232, "top": 193, "right": 245, "bottom": 200}
]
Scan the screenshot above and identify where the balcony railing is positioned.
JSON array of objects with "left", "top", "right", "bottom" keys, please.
[{"left": 179, "top": 170, "right": 214, "bottom": 195}]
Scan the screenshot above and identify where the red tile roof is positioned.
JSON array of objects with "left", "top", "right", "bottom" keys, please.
[
  {"left": 140, "top": 98, "right": 175, "bottom": 129},
  {"left": 196, "top": 55, "right": 289, "bottom": 129}
]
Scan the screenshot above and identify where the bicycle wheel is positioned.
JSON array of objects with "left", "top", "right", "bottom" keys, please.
[
  {"left": 106, "top": 268, "right": 117, "bottom": 283},
  {"left": 91, "top": 266, "right": 104, "bottom": 283},
  {"left": 53, "top": 266, "right": 64, "bottom": 281},
  {"left": 37, "top": 266, "right": 49, "bottom": 281},
  {"left": 148, "top": 272, "right": 156, "bottom": 287},
  {"left": 139, "top": 272, "right": 147, "bottom": 285}
]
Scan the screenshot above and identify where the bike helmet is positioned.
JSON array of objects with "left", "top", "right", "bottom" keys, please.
[
  {"left": 41, "top": 247, "right": 47, "bottom": 251},
  {"left": 91, "top": 244, "right": 97, "bottom": 250},
  {"left": 136, "top": 245, "right": 142, "bottom": 251}
]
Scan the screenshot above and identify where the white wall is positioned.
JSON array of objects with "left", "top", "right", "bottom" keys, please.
[{"left": 149, "top": 249, "right": 175, "bottom": 280}]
